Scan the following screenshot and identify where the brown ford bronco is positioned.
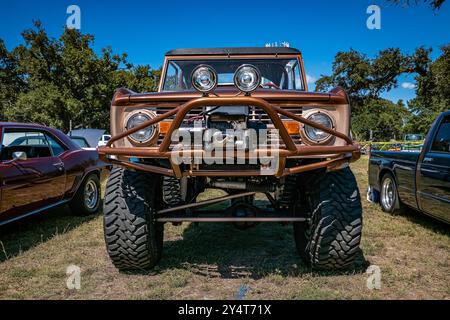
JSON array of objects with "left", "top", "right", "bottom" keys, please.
[{"left": 98, "top": 47, "right": 362, "bottom": 271}]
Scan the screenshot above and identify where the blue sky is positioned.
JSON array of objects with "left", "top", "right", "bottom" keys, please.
[{"left": 1, "top": 0, "right": 449, "bottom": 103}]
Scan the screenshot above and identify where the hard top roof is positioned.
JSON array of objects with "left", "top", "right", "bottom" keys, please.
[{"left": 165, "top": 47, "right": 301, "bottom": 56}]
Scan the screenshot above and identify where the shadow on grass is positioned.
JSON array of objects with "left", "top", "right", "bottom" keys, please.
[
  {"left": 398, "top": 207, "right": 450, "bottom": 235},
  {"left": 0, "top": 205, "right": 98, "bottom": 263},
  {"left": 151, "top": 222, "right": 369, "bottom": 280}
]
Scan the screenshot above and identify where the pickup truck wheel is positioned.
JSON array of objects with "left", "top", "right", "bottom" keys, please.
[
  {"left": 380, "top": 173, "right": 404, "bottom": 214},
  {"left": 293, "top": 167, "right": 363, "bottom": 270},
  {"left": 103, "top": 167, "right": 164, "bottom": 271},
  {"left": 69, "top": 173, "right": 100, "bottom": 216}
]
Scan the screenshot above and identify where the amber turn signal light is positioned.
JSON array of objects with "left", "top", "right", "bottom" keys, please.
[
  {"left": 159, "top": 121, "right": 172, "bottom": 134},
  {"left": 282, "top": 121, "right": 300, "bottom": 135}
]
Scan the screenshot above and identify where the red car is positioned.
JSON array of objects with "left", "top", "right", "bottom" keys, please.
[{"left": 0, "top": 122, "right": 105, "bottom": 225}]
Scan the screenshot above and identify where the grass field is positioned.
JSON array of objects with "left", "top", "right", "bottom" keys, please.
[{"left": 0, "top": 156, "right": 449, "bottom": 300}]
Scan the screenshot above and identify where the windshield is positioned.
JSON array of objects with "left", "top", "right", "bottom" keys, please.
[{"left": 162, "top": 58, "right": 304, "bottom": 92}]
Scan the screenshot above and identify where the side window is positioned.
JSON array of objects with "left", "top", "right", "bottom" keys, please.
[
  {"left": 0, "top": 130, "right": 52, "bottom": 160},
  {"left": 286, "top": 66, "right": 294, "bottom": 90},
  {"left": 284, "top": 60, "right": 303, "bottom": 91},
  {"left": 293, "top": 63, "right": 303, "bottom": 90},
  {"left": 431, "top": 116, "right": 450, "bottom": 153},
  {"left": 163, "top": 62, "right": 183, "bottom": 91},
  {"left": 45, "top": 133, "right": 67, "bottom": 156}
]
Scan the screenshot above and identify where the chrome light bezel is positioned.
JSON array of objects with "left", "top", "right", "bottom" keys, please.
[
  {"left": 191, "top": 64, "right": 218, "bottom": 93},
  {"left": 233, "top": 64, "right": 261, "bottom": 93},
  {"left": 302, "top": 111, "right": 335, "bottom": 144},
  {"left": 124, "top": 110, "right": 159, "bottom": 145}
]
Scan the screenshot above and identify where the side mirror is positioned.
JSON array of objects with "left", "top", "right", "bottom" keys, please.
[{"left": 12, "top": 151, "right": 27, "bottom": 161}]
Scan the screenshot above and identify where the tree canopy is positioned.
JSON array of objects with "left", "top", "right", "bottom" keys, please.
[
  {"left": 387, "top": 0, "right": 446, "bottom": 10},
  {"left": 1, "top": 22, "right": 448, "bottom": 141},
  {"left": 315, "top": 45, "right": 449, "bottom": 140},
  {"left": 0, "top": 21, "right": 160, "bottom": 132},
  {"left": 406, "top": 45, "right": 450, "bottom": 133}
]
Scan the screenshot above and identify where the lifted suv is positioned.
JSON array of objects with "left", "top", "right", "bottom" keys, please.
[{"left": 98, "top": 47, "right": 362, "bottom": 271}]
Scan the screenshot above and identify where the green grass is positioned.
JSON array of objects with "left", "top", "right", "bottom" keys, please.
[{"left": 0, "top": 156, "right": 449, "bottom": 300}]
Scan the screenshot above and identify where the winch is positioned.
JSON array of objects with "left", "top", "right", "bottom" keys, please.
[{"left": 204, "top": 106, "right": 266, "bottom": 150}]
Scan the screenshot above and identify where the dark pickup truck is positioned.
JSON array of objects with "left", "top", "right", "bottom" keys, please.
[{"left": 368, "top": 111, "right": 450, "bottom": 224}]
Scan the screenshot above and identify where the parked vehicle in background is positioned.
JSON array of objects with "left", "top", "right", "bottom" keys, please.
[
  {"left": 368, "top": 111, "right": 450, "bottom": 224},
  {"left": 401, "top": 134, "right": 425, "bottom": 152},
  {"left": 97, "top": 134, "right": 111, "bottom": 147},
  {"left": 404, "top": 133, "right": 424, "bottom": 142},
  {"left": 68, "top": 129, "right": 106, "bottom": 149},
  {"left": 69, "top": 135, "right": 93, "bottom": 149},
  {"left": 0, "top": 122, "right": 106, "bottom": 225},
  {"left": 400, "top": 142, "right": 423, "bottom": 152},
  {"left": 98, "top": 47, "right": 363, "bottom": 271}
]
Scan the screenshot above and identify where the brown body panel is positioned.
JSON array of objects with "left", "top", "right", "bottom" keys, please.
[{"left": 99, "top": 49, "right": 359, "bottom": 178}]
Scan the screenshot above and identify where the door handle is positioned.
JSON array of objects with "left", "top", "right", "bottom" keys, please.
[{"left": 423, "top": 157, "right": 433, "bottom": 163}]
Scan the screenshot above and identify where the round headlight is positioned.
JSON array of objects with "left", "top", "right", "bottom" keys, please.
[
  {"left": 234, "top": 64, "right": 261, "bottom": 93},
  {"left": 191, "top": 65, "right": 218, "bottom": 93},
  {"left": 304, "top": 112, "right": 334, "bottom": 142},
  {"left": 126, "top": 112, "right": 156, "bottom": 143}
]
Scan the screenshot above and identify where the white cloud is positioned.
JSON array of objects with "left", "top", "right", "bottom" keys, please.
[
  {"left": 401, "top": 82, "right": 416, "bottom": 90},
  {"left": 306, "top": 74, "right": 316, "bottom": 84}
]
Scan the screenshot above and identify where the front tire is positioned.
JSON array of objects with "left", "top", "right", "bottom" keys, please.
[
  {"left": 293, "top": 167, "right": 363, "bottom": 270},
  {"left": 103, "top": 167, "right": 164, "bottom": 271}
]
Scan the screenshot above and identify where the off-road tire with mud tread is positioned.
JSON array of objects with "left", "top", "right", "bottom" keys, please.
[
  {"left": 275, "top": 174, "right": 299, "bottom": 208},
  {"left": 162, "top": 176, "right": 184, "bottom": 206},
  {"left": 103, "top": 167, "right": 164, "bottom": 271},
  {"left": 293, "top": 167, "right": 363, "bottom": 270}
]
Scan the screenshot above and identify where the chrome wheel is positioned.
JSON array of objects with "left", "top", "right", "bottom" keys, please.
[
  {"left": 381, "top": 176, "right": 395, "bottom": 210},
  {"left": 84, "top": 179, "right": 99, "bottom": 210}
]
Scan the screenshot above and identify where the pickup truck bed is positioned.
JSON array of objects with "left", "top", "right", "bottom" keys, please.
[{"left": 368, "top": 111, "right": 450, "bottom": 224}]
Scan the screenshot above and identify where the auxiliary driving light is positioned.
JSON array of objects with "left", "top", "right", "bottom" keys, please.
[
  {"left": 191, "top": 65, "right": 218, "bottom": 93},
  {"left": 234, "top": 64, "right": 261, "bottom": 93}
]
